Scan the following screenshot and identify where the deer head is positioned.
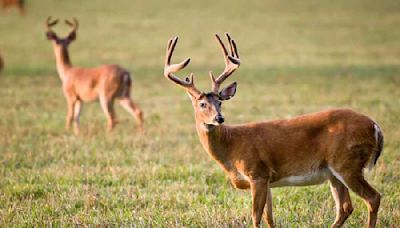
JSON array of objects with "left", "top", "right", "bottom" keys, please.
[
  {"left": 45, "top": 17, "right": 79, "bottom": 48},
  {"left": 164, "top": 33, "right": 240, "bottom": 131}
]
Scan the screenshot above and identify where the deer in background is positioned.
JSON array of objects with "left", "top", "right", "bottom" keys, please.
[
  {"left": 1, "top": 0, "right": 25, "bottom": 15},
  {"left": 0, "top": 53, "right": 3, "bottom": 73},
  {"left": 164, "top": 33, "right": 384, "bottom": 228},
  {"left": 45, "top": 17, "right": 144, "bottom": 134}
]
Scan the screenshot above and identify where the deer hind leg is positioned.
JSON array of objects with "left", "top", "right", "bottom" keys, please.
[
  {"left": 329, "top": 159, "right": 380, "bottom": 228},
  {"left": 100, "top": 96, "right": 116, "bottom": 132},
  {"left": 250, "top": 179, "right": 272, "bottom": 228},
  {"left": 73, "top": 100, "right": 82, "bottom": 135},
  {"left": 342, "top": 175, "right": 380, "bottom": 228},
  {"left": 119, "top": 98, "right": 144, "bottom": 132},
  {"left": 329, "top": 176, "right": 353, "bottom": 227}
]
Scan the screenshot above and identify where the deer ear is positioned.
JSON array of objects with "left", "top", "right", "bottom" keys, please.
[
  {"left": 46, "top": 31, "right": 57, "bottom": 40},
  {"left": 219, "top": 82, "right": 237, "bottom": 100},
  {"left": 67, "top": 31, "right": 76, "bottom": 41}
]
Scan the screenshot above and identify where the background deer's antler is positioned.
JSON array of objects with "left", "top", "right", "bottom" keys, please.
[
  {"left": 46, "top": 16, "right": 59, "bottom": 32},
  {"left": 65, "top": 18, "right": 79, "bottom": 35}
]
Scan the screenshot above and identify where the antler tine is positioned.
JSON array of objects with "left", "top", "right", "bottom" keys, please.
[
  {"left": 226, "top": 33, "right": 240, "bottom": 58},
  {"left": 73, "top": 18, "right": 79, "bottom": 29},
  {"left": 46, "top": 16, "right": 59, "bottom": 31},
  {"left": 165, "top": 37, "right": 177, "bottom": 67},
  {"left": 211, "top": 33, "right": 241, "bottom": 93},
  {"left": 226, "top": 33, "right": 235, "bottom": 58},
  {"left": 65, "top": 18, "right": 79, "bottom": 32},
  {"left": 164, "top": 37, "right": 201, "bottom": 98}
]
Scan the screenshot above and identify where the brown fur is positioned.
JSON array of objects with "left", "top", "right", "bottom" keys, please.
[
  {"left": 0, "top": 53, "right": 3, "bottom": 73},
  {"left": 196, "top": 109, "right": 378, "bottom": 185},
  {"left": 1, "top": 0, "right": 25, "bottom": 15},
  {"left": 164, "top": 34, "right": 383, "bottom": 228},
  {"left": 46, "top": 17, "right": 143, "bottom": 134}
]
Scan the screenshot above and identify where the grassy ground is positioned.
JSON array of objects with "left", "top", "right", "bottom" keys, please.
[{"left": 1, "top": 0, "right": 399, "bottom": 226}]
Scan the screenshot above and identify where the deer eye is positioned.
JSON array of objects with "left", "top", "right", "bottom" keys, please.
[
  {"left": 199, "top": 102, "right": 207, "bottom": 109},
  {"left": 217, "top": 101, "right": 222, "bottom": 106}
]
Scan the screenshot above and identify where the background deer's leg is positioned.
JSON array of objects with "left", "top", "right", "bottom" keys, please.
[
  {"left": 18, "top": 0, "right": 25, "bottom": 15},
  {"left": 119, "top": 98, "right": 144, "bottom": 132},
  {"left": 329, "top": 176, "right": 353, "bottom": 227},
  {"left": 100, "top": 96, "right": 116, "bottom": 131},
  {"left": 73, "top": 100, "right": 82, "bottom": 135},
  {"left": 250, "top": 179, "right": 269, "bottom": 228},
  {"left": 65, "top": 99, "right": 76, "bottom": 131}
]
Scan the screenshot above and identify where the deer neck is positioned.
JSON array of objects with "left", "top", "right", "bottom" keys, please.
[
  {"left": 52, "top": 43, "right": 72, "bottom": 82},
  {"left": 195, "top": 120, "right": 234, "bottom": 171}
]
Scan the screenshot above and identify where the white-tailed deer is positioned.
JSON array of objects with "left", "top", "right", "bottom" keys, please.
[
  {"left": 0, "top": 53, "right": 3, "bottom": 73},
  {"left": 1, "top": 0, "right": 25, "bottom": 15},
  {"left": 45, "top": 17, "right": 143, "bottom": 134},
  {"left": 164, "top": 34, "right": 384, "bottom": 228}
]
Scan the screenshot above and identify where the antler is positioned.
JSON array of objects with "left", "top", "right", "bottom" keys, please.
[
  {"left": 209, "top": 33, "right": 240, "bottom": 93},
  {"left": 65, "top": 18, "right": 79, "bottom": 34},
  {"left": 46, "top": 16, "right": 59, "bottom": 32},
  {"left": 164, "top": 37, "right": 202, "bottom": 98}
]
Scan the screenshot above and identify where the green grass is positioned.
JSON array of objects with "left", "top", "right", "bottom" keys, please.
[{"left": 1, "top": 0, "right": 400, "bottom": 226}]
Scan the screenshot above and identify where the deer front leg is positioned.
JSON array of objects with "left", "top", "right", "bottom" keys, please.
[
  {"left": 65, "top": 99, "right": 75, "bottom": 131},
  {"left": 100, "top": 96, "right": 116, "bottom": 132},
  {"left": 250, "top": 179, "right": 271, "bottom": 228},
  {"left": 73, "top": 100, "right": 82, "bottom": 135},
  {"left": 263, "top": 188, "right": 275, "bottom": 228}
]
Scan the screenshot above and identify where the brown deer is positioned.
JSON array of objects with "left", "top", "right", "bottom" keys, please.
[
  {"left": 1, "top": 0, "right": 25, "bottom": 15},
  {"left": 45, "top": 17, "right": 143, "bottom": 134},
  {"left": 0, "top": 53, "right": 3, "bottom": 73},
  {"left": 163, "top": 34, "right": 384, "bottom": 228}
]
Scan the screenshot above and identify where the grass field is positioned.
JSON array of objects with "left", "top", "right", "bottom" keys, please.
[{"left": 1, "top": 0, "right": 400, "bottom": 226}]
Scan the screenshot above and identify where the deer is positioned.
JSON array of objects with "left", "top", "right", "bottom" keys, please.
[
  {"left": 163, "top": 33, "right": 384, "bottom": 228},
  {"left": 45, "top": 17, "right": 144, "bottom": 135},
  {"left": 0, "top": 53, "right": 3, "bottom": 73},
  {"left": 1, "top": 0, "right": 25, "bottom": 15}
]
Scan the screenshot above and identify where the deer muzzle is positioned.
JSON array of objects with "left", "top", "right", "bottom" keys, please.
[{"left": 215, "top": 114, "right": 225, "bottom": 124}]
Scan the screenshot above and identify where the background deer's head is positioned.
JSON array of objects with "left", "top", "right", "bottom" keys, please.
[{"left": 45, "top": 17, "right": 78, "bottom": 50}]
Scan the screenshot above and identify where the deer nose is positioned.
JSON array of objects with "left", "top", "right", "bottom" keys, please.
[{"left": 215, "top": 115, "right": 224, "bottom": 124}]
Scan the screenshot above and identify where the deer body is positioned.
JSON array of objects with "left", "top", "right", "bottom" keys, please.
[
  {"left": 196, "top": 109, "right": 381, "bottom": 190},
  {"left": 56, "top": 63, "right": 131, "bottom": 102},
  {"left": 164, "top": 34, "right": 383, "bottom": 228},
  {"left": 0, "top": 53, "right": 3, "bottom": 73},
  {"left": 46, "top": 17, "right": 143, "bottom": 134},
  {"left": 1, "top": 0, "right": 25, "bottom": 15}
]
